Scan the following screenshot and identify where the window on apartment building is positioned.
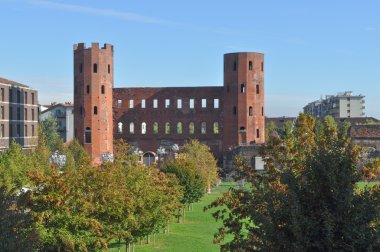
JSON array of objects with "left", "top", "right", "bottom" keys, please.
[
  {"left": 24, "top": 125, "right": 27, "bottom": 137},
  {"left": 79, "top": 63, "right": 83, "bottom": 73},
  {"left": 177, "top": 99, "right": 182, "bottom": 109},
  {"left": 32, "top": 125, "right": 35, "bottom": 136},
  {"left": 93, "top": 63, "right": 97, "bottom": 73},
  {"left": 17, "top": 90, "right": 21, "bottom": 103},
  {"left": 249, "top": 106, "right": 253, "bottom": 116},
  {"left": 1, "top": 88, "right": 4, "bottom": 101},
  {"left": 256, "top": 84, "right": 260, "bottom": 94},
  {"left": 129, "top": 122, "right": 134, "bottom": 134},
  {"left": 347, "top": 103, "right": 350, "bottom": 107},
  {"left": 1, "top": 106, "right": 4, "bottom": 119},
  {"left": 256, "top": 128, "right": 260, "bottom": 138},
  {"left": 24, "top": 108, "right": 27, "bottom": 120},
  {"left": 189, "top": 122, "right": 195, "bottom": 134},
  {"left": 86, "top": 85, "right": 90, "bottom": 94},
  {"left": 94, "top": 106, "right": 98, "bottom": 115},
  {"left": 261, "top": 62, "right": 264, "bottom": 72},
  {"left": 1, "top": 124, "right": 4, "bottom": 138},
  {"left": 117, "top": 100, "right": 122, "bottom": 108},
  {"left": 31, "top": 93, "right": 35, "bottom": 104},
  {"left": 9, "top": 89, "right": 12, "bottom": 102},
  {"left": 9, "top": 124, "right": 13, "bottom": 137},
  {"left": 9, "top": 107, "right": 13, "bottom": 120},
  {"left": 177, "top": 122, "right": 182, "bottom": 134},
  {"left": 189, "top": 99, "right": 194, "bottom": 109},
  {"left": 85, "top": 127, "right": 91, "bottom": 143},
  {"left": 201, "top": 122, "right": 206, "bottom": 134},
  {"left": 233, "top": 106, "right": 237, "bottom": 115},
  {"left": 129, "top": 100, "right": 134, "bottom": 108},
  {"left": 17, "top": 108, "right": 20, "bottom": 120},
  {"left": 214, "top": 99, "right": 219, "bottom": 109},
  {"left": 117, "top": 122, "right": 123, "bottom": 133},
  {"left": 165, "top": 99, "right": 170, "bottom": 108},
  {"left": 233, "top": 61, "right": 237, "bottom": 71},
  {"left": 249, "top": 61, "right": 253, "bottom": 71},
  {"left": 17, "top": 124, "right": 20, "bottom": 137},
  {"left": 141, "top": 122, "right": 146, "bottom": 134},
  {"left": 202, "top": 99, "right": 207, "bottom": 108},
  {"left": 139, "top": 99, "right": 145, "bottom": 108},
  {"left": 165, "top": 122, "right": 170, "bottom": 134},
  {"left": 213, "top": 122, "right": 219, "bottom": 134},
  {"left": 24, "top": 92, "right": 27, "bottom": 104},
  {"left": 241, "top": 84, "right": 245, "bottom": 93},
  {"left": 108, "top": 64, "right": 111, "bottom": 74},
  {"left": 153, "top": 122, "right": 158, "bottom": 134},
  {"left": 153, "top": 99, "right": 158, "bottom": 108},
  {"left": 101, "top": 85, "right": 105, "bottom": 94}
]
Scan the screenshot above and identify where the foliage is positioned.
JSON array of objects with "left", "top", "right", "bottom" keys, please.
[
  {"left": 161, "top": 157, "right": 204, "bottom": 205},
  {"left": 181, "top": 139, "right": 219, "bottom": 193},
  {"left": 113, "top": 138, "right": 140, "bottom": 166},
  {"left": 208, "top": 114, "right": 380, "bottom": 251},
  {"left": 39, "top": 116, "right": 63, "bottom": 152}
]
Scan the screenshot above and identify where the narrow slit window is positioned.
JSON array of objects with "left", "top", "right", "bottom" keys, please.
[
  {"left": 241, "top": 83, "right": 245, "bottom": 93},
  {"left": 249, "top": 106, "right": 253, "bottom": 116},
  {"left": 85, "top": 127, "right": 91, "bottom": 143},
  {"left": 256, "top": 84, "right": 260, "bottom": 94},
  {"left": 153, "top": 99, "right": 158, "bottom": 108},
  {"left": 233, "top": 106, "right": 237, "bottom": 115},
  {"left": 86, "top": 85, "right": 90, "bottom": 94},
  {"left": 108, "top": 64, "right": 111, "bottom": 74},
  {"left": 233, "top": 61, "right": 237, "bottom": 71},
  {"left": 24, "top": 125, "right": 27, "bottom": 137},
  {"left": 93, "top": 63, "right": 97, "bottom": 73},
  {"left": 101, "top": 85, "right": 105, "bottom": 94},
  {"left": 256, "top": 128, "right": 260, "bottom": 138},
  {"left": 262, "top": 106, "right": 264, "bottom": 116},
  {"left": 32, "top": 93, "right": 35, "bottom": 104},
  {"left": 32, "top": 125, "right": 35, "bottom": 136},
  {"left": 24, "top": 108, "right": 27, "bottom": 120},
  {"left": 249, "top": 61, "right": 252, "bottom": 71},
  {"left": 141, "top": 99, "right": 146, "bottom": 108},
  {"left": 261, "top": 62, "right": 264, "bottom": 72},
  {"left": 117, "top": 122, "right": 123, "bottom": 133},
  {"left": 129, "top": 122, "right": 134, "bottom": 134},
  {"left": 24, "top": 92, "right": 27, "bottom": 104},
  {"left": 94, "top": 106, "right": 98, "bottom": 115}
]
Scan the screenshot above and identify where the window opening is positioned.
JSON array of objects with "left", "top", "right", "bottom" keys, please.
[
  {"left": 108, "top": 64, "right": 110, "bottom": 74},
  {"left": 141, "top": 122, "right": 146, "bottom": 134},
  {"left": 189, "top": 122, "right": 195, "bottom": 134},
  {"left": 129, "top": 122, "right": 134, "bottom": 134},
  {"left": 213, "top": 122, "right": 219, "bottom": 134},
  {"left": 86, "top": 85, "right": 90, "bottom": 94},
  {"left": 249, "top": 106, "right": 253, "bottom": 116},
  {"left": 201, "top": 122, "right": 206, "bottom": 134},
  {"left": 214, "top": 99, "right": 219, "bottom": 109},
  {"left": 32, "top": 125, "right": 35, "bottom": 136},
  {"left": 177, "top": 99, "right": 182, "bottom": 109},
  {"left": 85, "top": 127, "right": 91, "bottom": 143},
  {"left": 202, "top": 99, "right": 207, "bottom": 108},
  {"left": 240, "top": 127, "right": 246, "bottom": 132},
  {"left": 262, "top": 106, "right": 264, "bottom": 116},
  {"left": 256, "top": 84, "right": 260, "bottom": 94},
  {"left": 261, "top": 62, "right": 264, "bottom": 72},
  {"left": 189, "top": 99, "right": 194, "bottom": 109},
  {"left": 256, "top": 128, "right": 260, "bottom": 138},
  {"left": 117, "top": 122, "right": 123, "bottom": 133},
  {"left": 153, "top": 99, "right": 158, "bottom": 108},
  {"left": 93, "top": 63, "right": 97, "bottom": 73},
  {"left": 129, "top": 100, "right": 134, "bottom": 108},
  {"left": 249, "top": 61, "right": 252, "bottom": 71},
  {"left": 241, "top": 83, "right": 245, "bottom": 93},
  {"left": 233, "top": 106, "right": 237, "bottom": 115},
  {"left": 17, "top": 90, "right": 20, "bottom": 103},
  {"left": 177, "top": 122, "right": 183, "bottom": 134},
  {"left": 24, "top": 125, "right": 27, "bottom": 137},
  {"left": 153, "top": 122, "right": 158, "bottom": 134},
  {"left": 32, "top": 93, "right": 35, "bottom": 104},
  {"left": 233, "top": 61, "right": 237, "bottom": 71},
  {"left": 165, "top": 99, "right": 170, "bottom": 108},
  {"left": 117, "top": 100, "right": 122, "bottom": 108},
  {"left": 165, "top": 122, "right": 170, "bottom": 134},
  {"left": 94, "top": 106, "right": 98, "bottom": 115},
  {"left": 24, "top": 92, "right": 27, "bottom": 103},
  {"left": 141, "top": 99, "right": 146, "bottom": 108},
  {"left": 24, "top": 108, "right": 27, "bottom": 120},
  {"left": 101, "top": 85, "right": 105, "bottom": 94}
]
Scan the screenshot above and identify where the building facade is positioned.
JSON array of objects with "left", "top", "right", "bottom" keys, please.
[
  {"left": 0, "top": 77, "right": 38, "bottom": 150},
  {"left": 40, "top": 102, "right": 74, "bottom": 142},
  {"left": 73, "top": 43, "right": 265, "bottom": 164},
  {"left": 304, "top": 91, "right": 365, "bottom": 118}
]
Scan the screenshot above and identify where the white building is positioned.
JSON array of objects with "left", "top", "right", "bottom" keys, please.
[
  {"left": 304, "top": 91, "right": 365, "bottom": 118},
  {"left": 40, "top": 102, "right": 74, "bottom": 142}
]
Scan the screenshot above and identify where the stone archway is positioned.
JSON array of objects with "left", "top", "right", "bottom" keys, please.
[{"left": 143, "top": 152, "right": 156, "bottom": 166}]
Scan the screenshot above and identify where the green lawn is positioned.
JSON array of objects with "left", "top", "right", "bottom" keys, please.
[{"left": 107, "top": 182, "right": 233, "bottom": 252}]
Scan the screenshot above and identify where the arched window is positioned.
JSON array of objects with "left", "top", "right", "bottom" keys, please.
[
  {"left": 240, "top": 127, "right": 246, "bottom": 132},
  {"left": 94, "top": 106, "right": 98, "bottom": 115},
  {"left": 256, "top": 128, "right": 260, "bottom": 138},
  {"left": 108, "top": 64, "right": 111, "bottom": 74},
  {"left": 101, "top": 85, "right": 105, "bottom": 94},
  {"left": 201, "top": 122, "right": 206, "bottom": 134},
  {"left": 141, "top": 122, "right": 147, "bottom": 134},
  {"left": 117, "top": 122, "right": 123, "bottom": 133},
  {"left": 85, "top": 127, "right": 91, "bottom": 143},
  {"left": 249, "top": 61, "right": 252, "bottom": 71},
  {"left": 213, "top": 122, "right": 219, "bottom": 134},
  {"left": 129, "top": 122, "right": 134, "bottom": 134},
  {"left": 189, "top": 122, "right": 195, "bottom": 134},
  {"left": 256, "top": 84, "right": 260, "bottom": 94},
  {"left": 165, "top": 122, "right": 170, "bottom": 134},
  {"left": 93, "top": 63, "right": 97, "bottom": 73},
  {"left": 153, "top": 122, "right": 158, "bottom": 134},
  {"left": 249, "top": 106, "right": 253, "bottom": 116},
  {"left": 177, "top": 122, "right": 183, "bottom": 134},
  {"left": 241, "top": 83, "right": 245, "bottom": 93}
]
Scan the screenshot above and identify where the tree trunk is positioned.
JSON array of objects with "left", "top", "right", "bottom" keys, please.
[
  {"left": 207, "top": 183, "right": 211, "bottom": 193},
  {"left": 146, "top": 235, "right": 150, "bottom": 244},
  {"left": 182, "top": 207, "right": 186, "bottom": 222},
  {"left": 126, "top": 242, "right": 129, "bottom": 252},
  {"left": 118, "top": 238, "right": 121, "bottom": 252}
]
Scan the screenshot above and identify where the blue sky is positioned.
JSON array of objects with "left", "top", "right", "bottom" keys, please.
[{"left": 1, "top": 0, "right": 379, "bottom": 117}]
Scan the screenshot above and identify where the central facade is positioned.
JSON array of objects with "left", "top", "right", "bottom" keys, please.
[{"left": 74, "top": 43, "right": 265, "bottom": 164}]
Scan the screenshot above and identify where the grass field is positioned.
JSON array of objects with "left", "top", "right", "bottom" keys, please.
[{"left": 107, "top": 182, "right": 234, "bottom": 252}]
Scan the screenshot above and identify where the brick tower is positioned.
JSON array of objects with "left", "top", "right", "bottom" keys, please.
[
  {"left": 222, "top": 52, "right": 265, "bottom": 149},
  {"left": 73, "top": 43, "right": 114, "bottom": 164}
]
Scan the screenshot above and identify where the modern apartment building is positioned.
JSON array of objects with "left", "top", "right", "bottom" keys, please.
[
  {"left": 0, "top": 77, "right": 38, "bottom": 149},
  {"left": 304, "top": 91, "right": 365, "bottom": 118},
  {"left": 40, "top": 102, "right": 74, "bottom": 142}
]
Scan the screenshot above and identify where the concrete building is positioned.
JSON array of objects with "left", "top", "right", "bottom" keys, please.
[
  {"left": 0, "top": 77, "right": 38, "bottom": 150},
  {"left": 304, "top": 91, "right": 365, "bottom": 118},
  {"left": 73, "top": 43, "right": 265, "bottom": 165},
  {"left": 40, "top": 102, "right": 74, "bottom": 142}
]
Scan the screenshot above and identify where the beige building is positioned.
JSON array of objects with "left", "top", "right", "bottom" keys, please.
[{"left": 0, "top": 77, "right": 38, "bottom": 149}]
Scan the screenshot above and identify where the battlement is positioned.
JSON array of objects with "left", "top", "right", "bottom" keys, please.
[{"left": 73, "top": 42, "right": 113, "bottom": 51}]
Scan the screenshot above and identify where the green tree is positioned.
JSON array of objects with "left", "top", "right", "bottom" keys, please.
[
  {"left": 181, "top": 139, "right": 219, "bottom": 193},
  {"left": 40, "top": 116, "right": 63, "bottom": 152},
  {"left": 208, "top": 114, "right": 380, "bottom": 251}
]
